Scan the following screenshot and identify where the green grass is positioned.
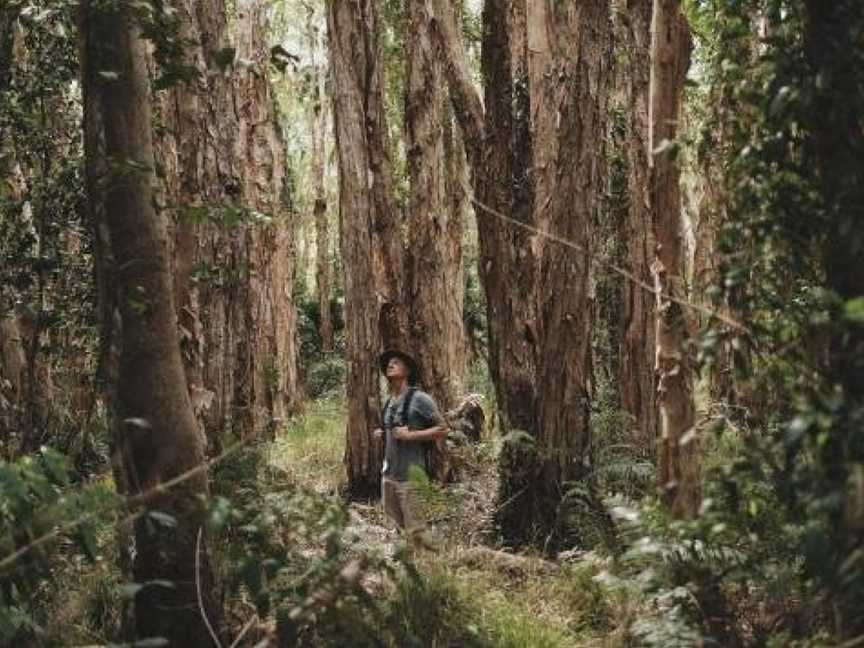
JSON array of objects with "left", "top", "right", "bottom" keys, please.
[
  {"left": 381, "top": 561, "right": 610, "bottom": 648},
  {"left": 269, "top": 396, "right": 346, "bottom": 493}
]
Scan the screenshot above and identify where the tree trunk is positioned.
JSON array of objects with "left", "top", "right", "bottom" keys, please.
[
  {"left": 431, "top": 0, "right": 537, "bottom": 435},
  {"left": 0, "top": 9, "right": 58, "bottom": 457},
  {"left": 404, "top": 0, "right": 466, "bottom": 482},
  {"left": 298, "top": 219, "right": 313, "bottom": 296},
  {"left": 79, "top": 2, "right": 218, "bottom": 642},
  {"left": 405, "top": 0, "right": 463, "bottom": 412},
  {"left": 512, "top": 0, "right": 611, "bottom": 546},
  {"left": 0, "top": 314, "right": 25, "bottom": 457},
  {"left": 154, "top": 0, "right": 298, "bottom": 448},
  {"left": 620, "top": 0, "right": 659, "bottom": 451},
  {"left": 0, "top": 16, "right": 24, "bottom": 447},
  {"left": 442, "top": 107, "right": 467, "bottom": 382},
  {"left": 649, "top": 0, "right": 699, "bottom": 518},
  {"left": 329, "top": 0, "right": 407, "bottom": 498},
  {"left": 309, "top": 11, "right": 333, "bottom": 353}
]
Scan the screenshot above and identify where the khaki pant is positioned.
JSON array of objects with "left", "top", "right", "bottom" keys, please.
[{"left": 382, "top": 477, "right": 424, "bottom": 536}]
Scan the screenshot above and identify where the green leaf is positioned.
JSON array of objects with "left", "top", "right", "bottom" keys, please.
[
  {"left": 39, "top": 448, "right": 69, "bottom": 486},
  {"left": 77, "top": 523, "right": 98, "bottom": 561},
  {"left": 844, "top": 297, "right": 864, "bottom": 323}
]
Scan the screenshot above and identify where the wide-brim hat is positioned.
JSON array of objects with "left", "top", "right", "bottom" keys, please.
[{"left": 378, "top": 349, "right": 420, "bottom": 384}]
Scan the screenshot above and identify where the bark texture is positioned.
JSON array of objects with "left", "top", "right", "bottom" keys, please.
[
  {"left": 442, "top": 108, "right": 467, "bottom": 380},
  {"left": 154, "top": 0, "right": 298, "bottom": 447},
  {"left": 621, "top": 0, "right": 659, "bottom": 450},
  {"left": 404, "top": 0, "right": 466, "bottom": 481},
  {"left": 79, "top": 3, "right": 217, "bottom": 642},
  {"left": 405, "top": 0, "right": 464, "bottom": 413},
  {"left": 514, "top": 0, "right": 612, "bottom": 544},
  {"left": 329, "top": 0, "right": 407, "bottom": 498},
  {"left": 431, "top": 0, "right": 537, "bottom": 435},
  {"left": 649, "top": 0, "right": 699, "bottom": 517},
  {"left": 309, "top": 12, "right": 333, "bottom": 353},
  {"left": 0, "top": 314, "right": 26, "bottom": 454}
]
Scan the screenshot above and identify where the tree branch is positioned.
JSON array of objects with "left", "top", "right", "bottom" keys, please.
[{"left": 428, "top": 0, "right": 484, "bottom": 164}]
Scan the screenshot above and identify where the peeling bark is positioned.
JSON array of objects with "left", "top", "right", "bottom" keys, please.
[
  {"left": 649, "top": 0, "right": 699, "bottom": 517},
  {"left": 522, "top": 0, "right": 612, "bottom": 544},
  {"left": 309, "top": 12, "right": 333, "bottom": 353},
  {"left": 431, "top": 0, "right": 537, "bottom": 435},
  {"left": 329, "top": 0, "right": 407, "bottom": 498},
  {"left": 154, "top": 0, "right": 299, "bottom": 447},
  {"left": 619, "top": 0, "right": 659, "bottom": 451},
  {"left": 404, "top": 0, "right": 466, "bottom": 482}
]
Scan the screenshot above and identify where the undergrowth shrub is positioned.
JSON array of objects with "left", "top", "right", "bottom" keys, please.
[
  {"left": 305, "top": 357, "right": 347, "bottom": 400},
  {"left": 597, "top": 443, "right": 813, "bottom": 647},
  {"left": 0, "top": 448, "right": 118, "bottom": 644}
]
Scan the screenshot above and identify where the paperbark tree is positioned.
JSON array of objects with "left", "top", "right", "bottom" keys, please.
[
  {"left": 0, "top": 8, "right": 62, "bottom": 456},
  {"left": 404, "top": 0, "right": 467, "bottom": 481},
  {"left": 442, "top": 107, "right": 467, "bottom": 382},
  {"left": 405, "top": 0, "right": 465, "bottom": 413},
  {"left": 431, "top": 0, "right": 537, "bottom": 435},
  {"left": 329, "top": 0, "right": 408, "bottom": 498},
  {"left": 308, "top": 8, "right": 333, "bottom": 353},
  {"left": 620, "top": 0, "right": 659, "bottom": 450},
  {"left": 155, "top": 0, "right": 298, "bottom": 448},
  {"left": 0, "top": 14, "right": 25, "bottom": 442},
  {"left": 79, "top": 2, "right": 217, "bottom": 642},
  {"left": 516, "top": 0, "right": 612, "bottom": 542},
  {"left": 649, "top": 0, "right": 699, "bottom": 517}
]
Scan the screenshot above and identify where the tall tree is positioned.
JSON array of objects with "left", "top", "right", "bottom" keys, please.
[
  {"left": 329, "top": 0, "right": 408, "bottom": 497},
  {"left": 620, "top": 0, "right": 659, "bottom": 450},
  {"left": 0, "top": 10, "right": 26, "bottom": 444},
  {"left": 433, "top": 0, "right": 612, "bottom": 543},
  {"left": 431, "top": 0, "right": 537, "bottom": 435},
  {"left": 404, "top": 0, "right": 467, "bottom": 481},
  {"left": 649, "top": 0, "right": 699, "bottom": 517},
  {"left": 307, "top": 5, "right": 334, "bottom": 353},
  {"left": 154, "top": 0, "right": 299, "bottom": 447},
  {"left": 518, "top": 0, "right": 612, "bottom": 542},
  {"left": 405, "top": 0, "right": 465, "bottom": 413},
  {"left": 78, "top": 2, "right": 217, "bottom": 642}
]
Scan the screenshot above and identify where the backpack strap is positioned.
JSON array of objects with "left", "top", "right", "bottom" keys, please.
[
  {"left": 380, "top": 396, "right": 392, "bottom": 428},
  {"left": 400, "top": 387, "right": 418, "bottom": 427},
  {"left": 381, "top": 387, "right": 418, "bottom": 428}
]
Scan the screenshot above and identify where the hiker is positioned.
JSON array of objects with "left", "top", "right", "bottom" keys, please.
[{"left": 373, "top": 349, "right": 446, "bottom": 551}]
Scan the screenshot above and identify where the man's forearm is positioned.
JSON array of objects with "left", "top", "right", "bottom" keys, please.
[{"left": 405, "top": 425, "right": 445, "bottom": 442}]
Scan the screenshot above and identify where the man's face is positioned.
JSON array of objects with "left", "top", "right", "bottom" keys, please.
[{"left": 386, "top": 357, "right": 408, "bottom": 380}]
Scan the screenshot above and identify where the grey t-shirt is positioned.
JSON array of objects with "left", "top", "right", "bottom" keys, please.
[{"left": 382, "top": 389, "right": 444, "bottom": 482}]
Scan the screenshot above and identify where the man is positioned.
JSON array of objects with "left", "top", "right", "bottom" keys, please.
[{"left": 373, "top": 349, "right": 446, "bottom": 551}]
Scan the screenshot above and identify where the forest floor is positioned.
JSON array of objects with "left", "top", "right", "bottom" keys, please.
[
  {"left": 35, "top": 397, "right": 643, "bottom": 647},
  {"left": 265, "top": 397, "right": 626, "bottom": 647}
]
